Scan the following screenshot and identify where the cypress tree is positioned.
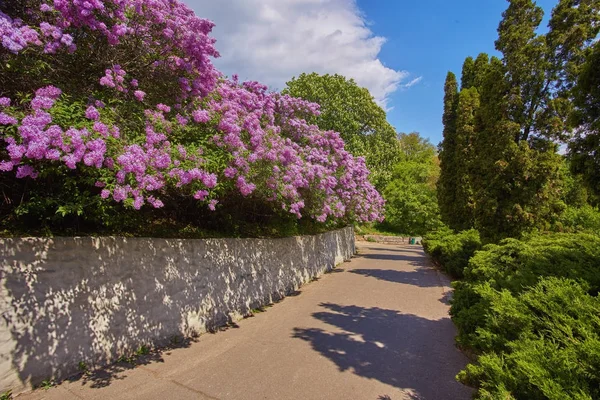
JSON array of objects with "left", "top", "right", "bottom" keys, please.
[
  {"left": 470, "top": 55, "right": 564, "bottom": 242},
  {"left": 438, "top": 72, "right": 461, "bottom": 230},
  {"left": 472, "top": 53, "right": 490, "bottom": 88},
  {"left": 461, "top": 57, "right": 475, "bottom": 89},
  {"left": 451, "top": 87, "right": 480, "bottom": 230}
]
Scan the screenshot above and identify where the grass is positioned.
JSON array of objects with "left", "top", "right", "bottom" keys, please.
[
  {"left": 78, "top": 361, "right": 89, "bottom": 374},
  {"left": 114, "top": 345, "right": 151, "bottom": 365},
  {"left": 0, "top": 390, "right": 11, "bottom": 400},
  {"left": 135, "top": 345, "right": 150, "bottom": 356},
  {"left": 117, "top": 354, "right": 136, "bottom": 365},
  {"left": 38, "top": 379, "right": 55, "bottom": 390}
]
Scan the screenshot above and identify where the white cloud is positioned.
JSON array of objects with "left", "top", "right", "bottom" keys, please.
[
  {"left": 183, "top": 0, "right": 420, "bottom": 108},
  {"left": 401, "top": 76, "right": 423, "bottom": 89}
]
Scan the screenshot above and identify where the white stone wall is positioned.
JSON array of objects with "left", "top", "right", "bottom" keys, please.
[{"left": 0, "top": 227, "right": 354, "bottom": 393}]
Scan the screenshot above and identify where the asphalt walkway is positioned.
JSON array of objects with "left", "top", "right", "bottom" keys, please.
[{"left": 19, "top": 242, "right": 472, "bottom": 400}]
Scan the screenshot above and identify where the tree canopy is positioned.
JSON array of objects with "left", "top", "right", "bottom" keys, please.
[{"left": 382, "top": 132, "right": 442, "bottom": 236}]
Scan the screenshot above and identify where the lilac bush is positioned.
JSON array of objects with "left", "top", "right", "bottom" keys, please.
[{"left": 0, "top": 0, "right": 384, "bottom": 229}]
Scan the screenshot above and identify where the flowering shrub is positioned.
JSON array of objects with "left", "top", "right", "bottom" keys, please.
[{"left": 0, "top": 0, "right": 383, "bottom": 235}]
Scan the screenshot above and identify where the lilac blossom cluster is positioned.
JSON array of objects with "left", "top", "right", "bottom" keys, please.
[
  {"left": 203, "top": 78, "right": 384, "bottom": 222},
  {"left": 0, "top": 1, "right": 384, "bottom": 224},
  {"left": 1, "top": 0, "right": 220, "bottom": 98},
  {"left": 0, "top": 11, "right": 42, "bottom": 53}
]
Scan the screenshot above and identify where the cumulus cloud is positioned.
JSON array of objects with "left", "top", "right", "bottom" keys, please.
[{"left": 184, "top": 0, "right": 420, "bottom": 108}]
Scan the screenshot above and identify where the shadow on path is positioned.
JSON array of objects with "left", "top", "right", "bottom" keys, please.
[
  {"left": 362, "top": 247, "right": 424, "bottom": 254},
  {"left": 349, "top": 268, "right": 441, "bottom": 288},
  {"left": 293, "top": 303, "right": 469, "bottom": 400},
  {"left": 66, "top": 338, "right": 195, "bottom": 389},
  {"left": 356, "top": 253, "right": 426, "bottom": 263}
]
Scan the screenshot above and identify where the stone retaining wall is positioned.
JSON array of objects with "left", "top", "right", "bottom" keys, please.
[{"left": 0, "top": 227, "right": 355, "bottom": 394}]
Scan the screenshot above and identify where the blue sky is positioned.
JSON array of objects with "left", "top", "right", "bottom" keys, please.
[
  {"left": 187, "top": 0, "right": 558, "bottom": 146},
  {"left": 357, "top": 0, "right": 557, "bottom": 145}
]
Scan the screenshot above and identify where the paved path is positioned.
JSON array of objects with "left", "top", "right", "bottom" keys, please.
[{"left": 19, "top": 243, "right": 472, "bottom": 400}]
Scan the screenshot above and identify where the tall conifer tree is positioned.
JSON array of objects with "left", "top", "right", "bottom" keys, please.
[{"left": 438, "top": 72, "right": 463, "bottom": 230}]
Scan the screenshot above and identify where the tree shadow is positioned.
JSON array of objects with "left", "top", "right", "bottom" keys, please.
[
  {"left": 361, "top": 247, "right": 424, "bottom": 254},
  {"left": 356, "top": 253, "right": 426, "bottom": 263},
  {"left": 349, "top": 268, "right": 442, "bottom": 288},
  {"left": 293, "top": 303, "right": 472, "bottom": 400},
  {"left": 69, "top": 337, "right": 195, "bottom": 388},
  {"left": 439, "top": 291, "right": 453, "bottom": 306}
]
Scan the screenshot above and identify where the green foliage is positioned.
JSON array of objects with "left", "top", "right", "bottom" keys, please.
[
  {"left": 439, "top": 66, "right": 482, "bottom": 233},
  {"left": 457, "top": 278, "right": 600, "bottom": 400},
  {"left": 559, "top": 161, "right": 593, "bottom": 207},
  {"left": 380, "top": 132, "right": 442, "bottom": 236},
  {"left": 135, "top": 345, "right": 150, "bottom": 356},
  {"left": 283, "top": 73, "right": 400, "bottom": 190},
  {"left": 466, "top": 48, "right": 566, "bottom": 242},
  {"left": 470, "top": 138, "right": 565, "bottom": 243},
  {"left": 452, "top": 232, "right": 600, "bottom": 399},
  {"left": 569, "top": 41, "right": 600, "bottom": 198},
  {"left": 437, "top": 73, "right": 461, "bottom": 230},
  {"left": 39, "top": 379, "right": 55, "bottom": 390},
  {"left": 460, "top": 57, "right": 475, "bottom": 90},
  {"left": 446, "top": 86, "right": 479, "bottom": 231},
  {"left": 461, "top": 53, "right": 490, "bottom": 90},
  {"left": 422, "top": 227, "right": 481, "bottom": 278},
  {"left": 0, "top": 164, "right": 342, "bottom": 238},
  {"left": 77, "top": 361, "right": 89, "bottom": 374},
  {"left": 439, "top": 0, "right": 599, "bottom": 242},
  {"left": 555, "top": 205, "right": 600, "bottom": 235},
  {"left": 438, "top": 1, "right": 600, "bottom": 397},
  {"left": 0, "top": 390, "right": 11, "bottom": 400}
]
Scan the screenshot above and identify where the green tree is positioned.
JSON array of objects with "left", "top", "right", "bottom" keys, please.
[
  {"left": 569, "top": 41, "right": 600, "bottom": 197},
  {"left": 439, "top": 56, "right": 493, "bottom": 233},
  {"left": 469, "top": 53, "right": 565, "bottom": 241},
  {"left": 472, "top": 53, "right": 491, "bottom": 89},
  {"left": 439, "top": 0, "right": 599, "bottom": 241},
  {"left": 283, "top": 73, "right": 400, "bottom": 189},
  {"left": 461, "top": 57, "right": 475, "bottom": 89},
  {"left": 450, "top": 87, "right": 479, "bottom": 230},
  {"left": 461, "top": 53, "right": 490, "bottom": 90},
  {"left": 381, "top": 133, "right": 442, "bottom": 236},
  {"left": 397, "top": 132, "right": 436, "bottom": 163},
  {"left": 437, "top": 72, "right": 461, "bottom": 229}
]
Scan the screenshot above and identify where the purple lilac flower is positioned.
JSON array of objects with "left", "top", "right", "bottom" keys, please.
[
  {"left": 31, "top": 96, "right": 55, "bottom": 110},
  {"left": 156, "top": 103, "right": 171, "bottom": 113},
  {"left": 0, "top": 161, "right": 14, "bottom": 171},
  {"left": 85, "top": 106, "right": 100, "bottom": 120},
  {"left": 134, "top": 90, "right": 146, "bottom": 101},
  {"left": 16, "top": 165, "right": 38, "bottom": 179},
  {"left": 35, "top": 86, "right": 61, "bottom": 99},
  {"left": 193, "top": 190, "right": 209, "bottom": 201},
  {"left": 0, "top": 112, "right": 17, "bottom": 125},
  {"left": 192, "top": 109, "right": 210, "bottom": 123}
]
